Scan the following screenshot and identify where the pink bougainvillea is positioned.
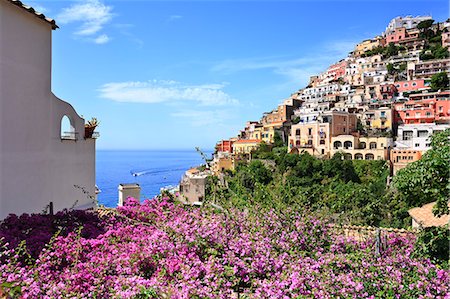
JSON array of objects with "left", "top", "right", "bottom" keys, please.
[{"left": 0, "top": 197, "right": 448, "bottom": 298}]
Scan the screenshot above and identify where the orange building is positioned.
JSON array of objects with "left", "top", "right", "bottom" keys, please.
[
  {"left": 390, "top": 149, "right": 422, "bottom": 175},
  {"left": 215, "top": 139, "right": 235, "bottom": 153},
  {"left": 394, "top": 91, "right": 450, "bottom": 125}
]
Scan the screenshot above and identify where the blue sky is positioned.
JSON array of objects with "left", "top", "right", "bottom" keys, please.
[{"left": 30, "top": 0, "right": 448, "bottom": 150}]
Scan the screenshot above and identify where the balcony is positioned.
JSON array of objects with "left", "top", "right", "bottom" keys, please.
[
  {"left": 405, "top": 114, "right": 434, "bottom": 119},
  {"left": 61, "top": 131, "right": 79, "bottom": 141}
]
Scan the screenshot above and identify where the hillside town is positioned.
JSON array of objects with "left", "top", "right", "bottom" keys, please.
[{"left": 210, "top": 16, "right": 449, "bottom": 178}]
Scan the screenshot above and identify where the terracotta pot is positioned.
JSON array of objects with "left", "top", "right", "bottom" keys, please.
[{"left": 85, "top": 126, "right": 96, "bottom": 138}]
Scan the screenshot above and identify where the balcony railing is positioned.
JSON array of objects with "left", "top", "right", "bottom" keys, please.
[
  {"left": 405, "top": 115, "right": 434, "bottom": 119},
  {"left": 61, "top": 131, "right": 78, "bottom": 141}
]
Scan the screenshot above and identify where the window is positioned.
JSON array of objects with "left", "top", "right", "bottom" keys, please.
[
  {"left": 334, "top": 141, "right": 342, "bottom": 149},
  {"left": 308, "top": 128, "right": 312, "bottom": 135},
  {"left": 415, "top": 143, "right": 420, "bottom": 147},
  {"left": 403, "top": 131, "right": 413, "bottom": 140},
  {"left": 404, "top": 83, "right": 408, "bottom": 87},
  {"left": 369, "top": 142, "right": 377, "bottom": 149},
  {"left": 61, "top": 115, "right": 76, "bottom": 140},
  {"left": 412, "top": 82, "right": 417, "bottom": 86},
  {"left": 344, "top": 141, "right": 353, "bottom": 149},
  {"left": 406, "top": 113, "right": 410, "bottom": 117},
  {"left": 355, "top": 153, "right": 363, "bottom": 160},
  {"left": 295, "top": 129, "right": 301, "bottom": 136},
  {"left": 439, "top": 106, "right": 443, "bottom": 112},
  {"left": 320, "top": 140, "right": 325, "bottom": 145},
  {"left": 426, "top": 112, "right": 431, "bottom": 117},
  {"left": 359, "top": 142, "right": 366, "bottom": 149},
  {"left": 365, "top": 153, "right": 374, "bottom": 160},
  {"left": 417, "top": 130, "right": 428, "bottom": 138}
]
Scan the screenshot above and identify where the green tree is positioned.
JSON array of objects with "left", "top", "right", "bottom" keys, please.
[
  {"left": 384, "top": 43, "right": 399, "bottom": 58},
  {"left": 273, "top": 131, "right": 285, "bottom": 148},
  {"left": 393, "top": 129, "right": 450, "bottom": 216},
  {"left": 417, "top": 19, "right": 434, "bottom": 30},
  {"left": 386, "top": 63, "right": 395, "bottom": 75},
  {"left": 430, "top": 72, "right": 449, "bottom": 91}
]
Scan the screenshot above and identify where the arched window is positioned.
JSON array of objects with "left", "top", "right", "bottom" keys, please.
[
  {"left": 359, "top": 142, "right": 366, "bottom": 149},
  {"left": 295, "top": 140, "right": 301, "bottom": 146},
  {"left": 344, "top": 153, "right": 352, "bottom": 160},
  {"left": 369, "top": 142, "right": 377, "bottom": 149},
  {"left": 344, "top": 141, "right": 353, "bottom": 149},
  {"left": 333, "top": 141, "right": 342, "bottom": 149},
  {"left": 61, "top": 115, "right": 76, "bottom": 140},
  {"left": 365, "top": 153, "right": 374, "bottom": 160},
  {"left": 355, "top": 153, "right": 363, "bottom": 160}
]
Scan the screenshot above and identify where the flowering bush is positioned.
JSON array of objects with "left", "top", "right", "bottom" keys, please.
[{"left": 0, "top": 198, "right": 448, "bottom": 298}]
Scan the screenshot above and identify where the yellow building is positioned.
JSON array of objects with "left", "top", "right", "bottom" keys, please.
[
  {"left": 211, "top": 154, "right": 235, "bottom": 174},
  {"left": 233, "top": 139, "right": 262, "bottom": 155},
  {"left": 289, "top": 112, "right": 358, "bottom": 158},
  {"left": 362, "top": 107, "right": 393, "bottom": 131},
  {"left": 353, "top": 37, "right": 383, "bottom": 56},
  {"left": 330, "top": 135, "right": 393, "bottom": 160},
  {"left": 289, "top": 122, "right": 331, "bottom": 157}
]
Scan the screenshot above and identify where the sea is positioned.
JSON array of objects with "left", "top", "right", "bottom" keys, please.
[{"left": 96, "top": 149, "right": 213, "bottom": 207}]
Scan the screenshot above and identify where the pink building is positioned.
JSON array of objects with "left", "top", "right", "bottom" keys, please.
[
  {"left": 385, "top": 27, "right": 419, "bottom": 44},
  {"left": 324, "top": 60, "right": 347, "bottom": 82},
  {"left": 394, "top": 79, "right": 428, "bottom": 93}
]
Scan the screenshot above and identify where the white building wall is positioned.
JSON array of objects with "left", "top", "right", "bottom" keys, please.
[
  {"left": 0, "top": 1, "right": 96, "bottom": 219},
  {"left": 395, "top": 123, "right": 450, "bottom": 152}
]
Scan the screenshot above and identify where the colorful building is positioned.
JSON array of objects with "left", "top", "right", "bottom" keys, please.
[
  {"left": 289, "top": 112, "right": 358, "bottom": 158},
  {"left": 394, "top": 91, "right": 450, "bottom": 125},
  {"left": 390, "top": 149, "right": 422, "bottom": 175},
  {"left": 330, "top": 135, "right": 393, "bottom": 160},
  {"left": 384, "top": 15, "right": 432, "bottom": 35},
  {"left": 353, "top": 38, "right": 384, "bottom": 57},
  {"left": 233, "top": 139, "right": 263, "bottom": 155},
  {"left": 414, "top": 59, "right": 450, "bottom": 79},
  {"left": 394, "top": 79, "right": 428, "bottom": 93},
  {"left": 362, "top": 107, "right": 394, "bottom": 131},
  {"left": 215, "top": 139, "right": 235, "bottom": 153}
]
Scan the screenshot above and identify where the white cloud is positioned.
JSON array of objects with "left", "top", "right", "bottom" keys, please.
[
  {"left": 57, "top": 0, "right": 113, "bottom": 36},
  {"left": 168, "top": 15, "right": 183, "bottom": 22},
  {"left": 94, "top": 34, "right": 110, "bottom": 44},
  {"left": 98, "top": 80, "right": 238, "bottom": 106},
  {"left": 212, "top": 39, "right": 358, "bottom": 87},
  {"left": 171, "top": 110, "right": 232, "bottom": 127}
]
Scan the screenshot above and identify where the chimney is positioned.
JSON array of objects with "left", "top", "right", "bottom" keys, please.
[{"left": 118, "top": 183, "right": 141, "bottom": 206}]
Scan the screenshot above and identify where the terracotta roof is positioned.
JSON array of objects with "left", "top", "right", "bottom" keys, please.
[
  {"left": 186, "top": 168, "right": 200, "bottom": 175},
  {"left": 408, "top": 202, "right": 450, "bottom": 228},
  {"left": 234, "top": 139, "right": 262, "bottom": 144},
  {"left": 6, "top": 0, "right": 58, "bottom": 29}
]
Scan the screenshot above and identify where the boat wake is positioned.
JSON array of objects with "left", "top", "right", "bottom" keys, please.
[{"left": 130, "top": 167, "right": 186, "bottom": 177}]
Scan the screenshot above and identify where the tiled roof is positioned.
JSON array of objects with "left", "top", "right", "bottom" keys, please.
[
  {"left": 234, "top": 139, "right": 262, "bottom": 144},
  {"left": 408, "top": 202, "right": 450, "bottom": 228},
  {"left": 6, "top": 0, "right": 58, "bottom": 29}
]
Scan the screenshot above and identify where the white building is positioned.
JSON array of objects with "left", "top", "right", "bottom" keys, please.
[
  {"left": 395, "top": 123, "right": 450, "bottom": 152},
  {"left": 384, "top": 15, "right": 432, "bottom": 35},
  {"left": 0, "top": 0, "right": 97, "bottom": 219}
]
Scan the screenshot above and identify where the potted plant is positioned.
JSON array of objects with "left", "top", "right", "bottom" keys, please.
[{"left": 85, "top": 117, "right": 99, "bottom": 138}]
